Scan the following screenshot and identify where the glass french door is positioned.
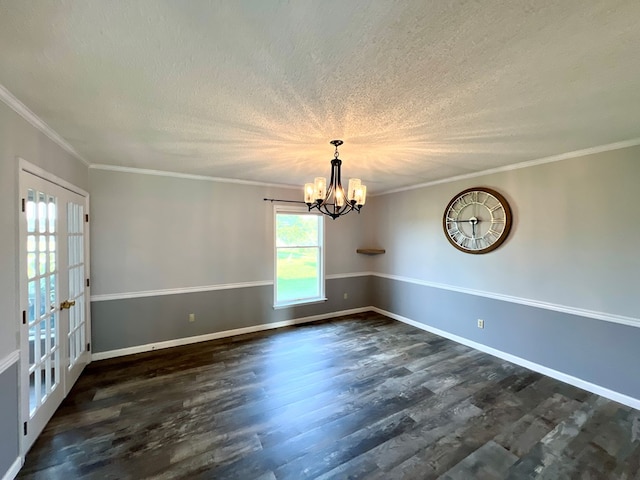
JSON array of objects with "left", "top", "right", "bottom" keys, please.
[{"left": 19, "top": 166, "right": 90, "bottom": 453}]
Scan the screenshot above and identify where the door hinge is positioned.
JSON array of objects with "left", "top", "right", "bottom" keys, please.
[
  {"left": 21, "top": 198, "right": 25, "bottom": 212},
  {"left": 85, "top": 213, "right": 89, "bottom": 223},
  {"left": 22, "top": 310, "right": 26, "bottom": 325},
  {"left": 86, "top": 278, "right": 90, "bottom": 287},
  {"left": 87, "top": 343, "right": 91, "bottom": 352},
  {"left": 23, "top": 422, "right": 27, "bottom": 435}
]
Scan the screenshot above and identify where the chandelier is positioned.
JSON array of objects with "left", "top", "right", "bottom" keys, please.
[{"left": 304, "top": 140, "right": 367, "bottom": 219}]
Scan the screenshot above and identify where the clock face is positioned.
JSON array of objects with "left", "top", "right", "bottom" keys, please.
[{"left": 443, "top": 187, "right": 512, "bottom": 254}]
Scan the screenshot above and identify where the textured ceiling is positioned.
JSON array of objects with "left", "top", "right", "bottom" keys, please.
[{"left": 1, "top": 0, "right": 639, "bottom": 193}]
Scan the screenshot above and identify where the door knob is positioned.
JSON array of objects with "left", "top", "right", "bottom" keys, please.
[{"left": 60, "top": 300, "right": 76, "bottom": 310}]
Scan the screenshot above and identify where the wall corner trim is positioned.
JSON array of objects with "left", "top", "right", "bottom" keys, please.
[
  {"left": 1, "top": 457, "right": 23, "bottom": 480},
  {"left": 0, "top": 83, "right": 89, "bottom": 166},
  {"left": 372, "top": 307, "right": 640, "bottom": 411},
  {"left": 372, "top": 273, "right": 640, "bottom": 328},
  {"left": 89, "top": 164, "right": 300, "bottom": 190},
  {"left": 91, "top": 307, "right": 372, "bottom": 361},
  {"left": 0, "top": 351, "right": 19, "bottom": 376}
]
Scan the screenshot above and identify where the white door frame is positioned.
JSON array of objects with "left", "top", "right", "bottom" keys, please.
[{"left": 17, "top": 158, "right": 91, "bottom": 455}]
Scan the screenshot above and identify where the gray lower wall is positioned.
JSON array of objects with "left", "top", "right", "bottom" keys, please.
[
  {"left": 372, "top": 275, "right": 640, "bottom": 400},
  {"left": 91, "top": 276, "right": 372, "bottom": 353},
  {"left": 0, "top": 362, "right": 19, "bottom": 476}
]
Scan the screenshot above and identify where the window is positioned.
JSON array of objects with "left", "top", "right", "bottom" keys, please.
[{"left": 274, "top": 207, "right": 324, "bottom": 307}]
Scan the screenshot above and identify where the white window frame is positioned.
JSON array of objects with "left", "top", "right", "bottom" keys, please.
[{"left": 273, "top": 205, "right": 326, "bottom": 308}]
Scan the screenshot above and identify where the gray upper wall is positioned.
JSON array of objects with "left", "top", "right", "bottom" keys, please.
[
  {"left": 367, "top": 145, "right": 640, "bottom": 320},
  {"left": 0, "top": 100, "right": 89, "bottom": 359},
  {"left": 89, "top": 168, "right": 372, "bottom": 296}
]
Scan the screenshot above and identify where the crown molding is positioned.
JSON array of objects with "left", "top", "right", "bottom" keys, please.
[
  {"left": 0, "top": 83, "right": 90, "bottom": 166},
  {"left": 89, "top": 164, "right": 300, "bottom": 190},
  {"left": 378, "top": 138, "right": 640, "bottom": 196}
]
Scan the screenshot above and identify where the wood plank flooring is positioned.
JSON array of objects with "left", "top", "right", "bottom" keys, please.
[{"left": 18, "top": 312, "right": 640, "bottom": 479}]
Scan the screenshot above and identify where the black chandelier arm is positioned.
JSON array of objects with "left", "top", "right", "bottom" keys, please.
[
  {"left": 311, "top": 201, "right": 360, "bottom": 220},
  {"left": 301, "top": 139, "right": 366, "bottom": 219},
  {"left": 263, "top": 198, "right": 308, "bottom": 204}
]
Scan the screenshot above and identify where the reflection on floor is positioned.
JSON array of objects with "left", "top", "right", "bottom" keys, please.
[{"left": 18, "top": 312, "right": 640, "bottom": 479}]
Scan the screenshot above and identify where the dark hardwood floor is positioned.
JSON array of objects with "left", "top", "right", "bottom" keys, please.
[{"left": 18, "top": 312, "right": 640, "bottom": 479}]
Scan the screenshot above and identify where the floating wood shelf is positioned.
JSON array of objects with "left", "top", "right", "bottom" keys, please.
[{"left": 356, "top": 249, "right": 386, "bottom": 255}]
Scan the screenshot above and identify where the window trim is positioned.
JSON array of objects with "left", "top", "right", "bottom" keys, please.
[{"left": 273, "top": 205, "right": 325, "bottom": 308}]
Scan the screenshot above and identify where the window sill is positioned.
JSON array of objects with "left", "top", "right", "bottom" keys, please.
[{"left": 273, "top": 297, "right": 328, "bottom": 310}]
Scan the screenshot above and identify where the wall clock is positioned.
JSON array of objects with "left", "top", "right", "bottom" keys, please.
[{"left": 443, "top": 187, "right": 512, "bottom": 254}]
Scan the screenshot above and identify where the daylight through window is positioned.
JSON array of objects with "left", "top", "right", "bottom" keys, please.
[{"left": 274, "top": 208, "right": 324, "bottom": 307}]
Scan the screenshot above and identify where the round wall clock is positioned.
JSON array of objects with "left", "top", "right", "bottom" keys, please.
[{"left": 443, "top": 187, "right": 512, "bottom": 254}]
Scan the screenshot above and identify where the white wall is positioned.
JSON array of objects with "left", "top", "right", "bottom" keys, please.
[{"left": 369, "top": 145, "right": 640, "bottom": 320}]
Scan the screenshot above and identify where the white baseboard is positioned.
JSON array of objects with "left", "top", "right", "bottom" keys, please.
[
  {"left": 90, "top": 305, "right": 640, "bottom": 411},
  {"left": 91, "top": 307, "right": 371, "bottom": 361},
  {"left": 371, "top": 307, "right": 640, "bottom": 411},
  {"left": 1, "top": 457, "right": 22, "bottom": 480}
]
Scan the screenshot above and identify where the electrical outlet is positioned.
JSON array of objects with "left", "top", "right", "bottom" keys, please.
[
  {"left": 477, "top": 319, "right": 484, "bottom": 329},
  {"left": 343, "top": 292, "right": 348, "bottom": 299},
  {"left": 189, "top": 313, "right": 196, "bottom": 323}
]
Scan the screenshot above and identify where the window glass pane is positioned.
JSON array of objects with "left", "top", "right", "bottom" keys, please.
[
  {"left": 275, "top": 211, "right": 323, "bottom": 305},
  {"left": 276, "top": 247, "right": 320, "bottom": 303},
  {"left": 276, "top": 214, "right": 319, "bottom": 247}
]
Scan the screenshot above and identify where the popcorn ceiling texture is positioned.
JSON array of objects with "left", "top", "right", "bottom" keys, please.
[{"left": 0, "top": 0, "right": 639, "bottom": 192}]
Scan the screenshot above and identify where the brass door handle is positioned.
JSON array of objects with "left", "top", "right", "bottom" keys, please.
[{"left": 60, "top": 300, "right": 76, "bottom": 310}]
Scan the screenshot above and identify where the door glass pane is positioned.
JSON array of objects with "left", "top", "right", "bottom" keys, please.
[
  {"left": 28, "top": 325, "right": 36, "bottom": 366},
  {"left": 25, "top": 186, "right": 61, "bottom": 424},
  {"left": 39, "top": 365, "right": 47, "bottom": 403},
  {"left": 38, "top": 192, "right": 46, "bottom": 233},
  {"left": 50, "top": 313, "right": 56, "bottom": 349},
  {"left": 39, "top": 277, "right": 47, "bottom": 316},
  {"left": 49, "top": 274, "right": 56, "bottom": 308},
  {"left": 27, "top": 190, "right": 36, "bottom": 233},
  {"left": 29, "top": 372, "right": 36, "bottom": 416},
  {"left": 39, "top": 253, "right": 46, "bottom": 275},
  {"left": 48, "top": 196, "right": 56, "bottom": 233},
  {"left": 67, "top": 201, "right": 86, "bottom": 368},
  {"left": 39, "top": 321, "right": 47, "bottom": 359},
  {"left": 28, "top": 280, "right": 36, "bottom": 322}
]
